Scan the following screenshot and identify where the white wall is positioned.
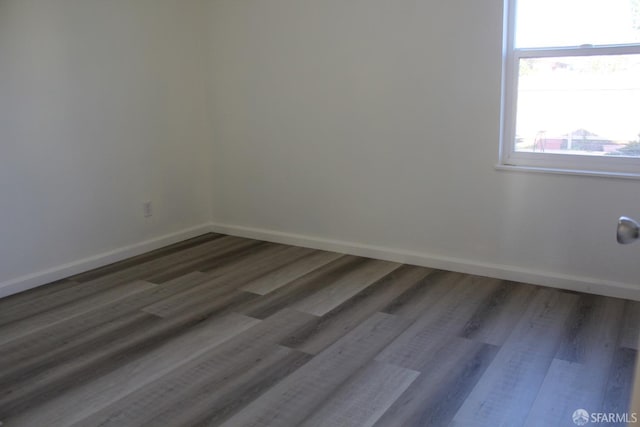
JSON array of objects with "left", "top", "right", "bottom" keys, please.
[
  {"left": 0, "top": 0, "right": 212, "bottom": 294},
  {"left": 2, "top": 0, "right": 638, "bottom": 299},
  {"left": 206, "top": 0, "right": 640, "bottom": 296}
]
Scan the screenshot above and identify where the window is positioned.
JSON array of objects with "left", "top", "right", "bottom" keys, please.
[{"left": 501, "top": 0, "right": 640, "bottom": 176}]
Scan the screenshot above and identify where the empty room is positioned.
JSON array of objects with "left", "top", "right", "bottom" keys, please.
[{"left": 2, "top": 0, "right": 640, "bottom": 426}]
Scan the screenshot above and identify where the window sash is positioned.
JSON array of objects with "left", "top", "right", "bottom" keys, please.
[{"left": 500, "top": 0, "right": 640, "bottom": 176}]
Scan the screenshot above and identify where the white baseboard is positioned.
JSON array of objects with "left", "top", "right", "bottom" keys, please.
[
  {"left": 0, "top": 223, "right": 213, "bottom": 299},
  {"left": 210, "top": 222, "right": 640, "bottom": 301},
  {"left": 4, "top": 221, "right": 637, "bottom": 301}
]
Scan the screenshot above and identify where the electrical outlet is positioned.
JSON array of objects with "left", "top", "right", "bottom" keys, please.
[{"left": 143, "top": 201, "right": 153, "bottom": 218}]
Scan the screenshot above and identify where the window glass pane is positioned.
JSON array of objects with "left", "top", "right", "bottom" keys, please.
[
  {"left": 516, "top": 0, "right": 640, "bottom": 48},
  {"left": 515, "top": 54, "right": 640, "bottom": 158}
]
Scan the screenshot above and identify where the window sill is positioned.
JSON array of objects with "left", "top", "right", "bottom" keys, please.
[{"left": 495, "top": 163, "right": 640, "bottom": 180}]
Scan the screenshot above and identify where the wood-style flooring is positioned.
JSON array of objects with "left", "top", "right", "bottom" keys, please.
[{"left": 0, "top": 233, "right": 638, "bottom": 426}]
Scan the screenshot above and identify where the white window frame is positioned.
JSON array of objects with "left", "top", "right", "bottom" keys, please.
[{"left": 500, "top": 0, "right": 640, "bottom": 178}]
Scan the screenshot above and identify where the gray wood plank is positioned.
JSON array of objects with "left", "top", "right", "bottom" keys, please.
[
  {"left": 75, "top": 235, "right": 257, "bottom": 289},
  {"left": 281, "top": 265, "right": 433, "bottom": 354},
  {"left": 556, "top": 294, "right": 625, "bottom": 363},
  {"left": 524, "top": 295, "right": 626, "bottom": 426},
  {"left": 69, "top": 233, "right": 223, "bottom": 282},
  {"left": 373, "top": 337, "right": 498, "bottom": 427},
  {"left": 239, "top": 255, "right": 366, "bottom": 319},
  {"left": 376, "top": 274, "right": 503, "bottom": 371},
  {"left": 0, "top": 286, "right": 261, "bottom": 419},
  {"left": 204, "top": 244, "right": 315, "bottom": 281},
  {"left": 146, "top": 285, "right": 260, "bottom": 320},
  {"left": 142, "top": 276, "right": 244, "bottom": 318},
  {"left": 197, "top": 246, "right": 313, "bottom": 290},
  {"left": 0, "top": 279, "right": 85, "bottom": 326},
  {"left": 71, "top": 309, "right": 317, "bottom": 427},
  {"left": 300, "top": 361, "right": 420, "bottom": 427},
  {"left": 459, "top": 280, "right": 538, "bottom": 346},
  {"left": 0, "top": 237, "right": 252, "bottom": 327},
  {"left": 0, "top": 278, "right": 81, "bottom": 307},
  {"left": 142, "top": 245, "right": 312, "bottom": 318},
  {"left": 524, "top": 359, "right": 602, "bottom": 427},
  {"left": 380, "top": 269, "right": 466, "bottom": 319},
  {"left": 147, "top": 347, "right": 313, "bottom": 427},
  {"left": 7, "top": 313, "right": 259, "bottom": 427},
  {"left": 0, "top": 312, "right": 154, "bottom": 388},
  {"left": 241, "top": 250, "right": 344, "bottom": 295},
  {"left": 601, "top": 347, "right": 637, "bottom": 420},
  {"left": 0, "top": 280, "right": 157, "bottom": 346},
  {"left": 0, "top": 273, "right": 214, "bottom": 370},
  {"left": 291, "top": 259, "right": 401, "bottom": 316},
  {"left": 0, "top": 311, "right": 160, "bottom": 418},
  {"left": 219, "top": 312, "right": 411, "bottom": 427},
  {"left": 450, "top": 289, "right": 578, "bottom": 427},
  {"left": 145, "top": 240, "right": 275, "bottom": 283},
  {"left": 620, "top": 300, "right": 640, "bottom": 350},
  {"left": 159, "top": 270, "right": 210, "bottom": 287}
]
